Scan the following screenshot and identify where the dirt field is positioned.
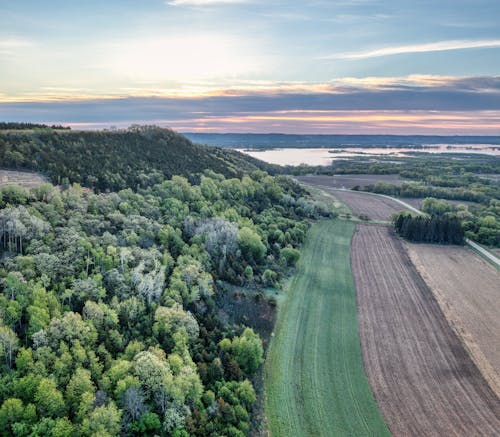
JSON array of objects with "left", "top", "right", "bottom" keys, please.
[
  {"left": 296, "top": 176, "right": 406, "bottom": 220},
  {"left": 0, "top": 169, "right": 48, "bottom": 188},
  {"left": 296, "top": 174, "right": 405, "bottom": 189},
  {"left": 330, "top": 190, "right": 403, "bottom": 221},
  {"left": 352, "top": 224, "right": 500, "bottom": 436},
  {"left": 407, "top": 243, "right": 500, "bottom": 397}
]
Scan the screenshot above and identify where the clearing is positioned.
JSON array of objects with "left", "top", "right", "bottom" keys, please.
[
  {"left": 0, "top": 169, "right": 48, "bottom": 188},
  {"left": 352, "top": 224, "right": 500, "bottom": 436},
  {"left": 407, "top": 243, "right": 500, "bottom": 396},
  {"left": 265, "top": 220, "right": 389, "bottom": 437}
]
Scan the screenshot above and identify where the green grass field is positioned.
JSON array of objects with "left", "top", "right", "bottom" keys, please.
[{"left": 265, "top": 220, "right": 390, "bottom": 436}]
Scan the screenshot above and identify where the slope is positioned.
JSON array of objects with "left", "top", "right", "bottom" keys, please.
[{"left": 0, "top": 125, "right": 278, "bottom": 191}]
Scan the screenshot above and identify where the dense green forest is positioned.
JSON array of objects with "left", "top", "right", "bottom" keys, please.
[
  {"left": 0, "top": 126, "right": 278, "bottom": 192},
  {"left": 393, "top": 211, "right": 464, "bottom": 244},
  {"left": 0, "top": 124, "right": 334, "bottom": 436},
  {"left": 0, "top": 170, "right": 331, "bottom": 436},
  {"left": 0, "top": 123, "right": 70, "bottom": 131}
]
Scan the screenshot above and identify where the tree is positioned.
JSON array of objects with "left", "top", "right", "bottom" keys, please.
[
  {"left": 0, "top": 398, "right": 25, "bottom": 433},
  {"left": 35, "top": 378, "right": 66, "bottom": 418},
  {"left": 280, "top": 247, "right": 300, "bottom": 267},
  {"left": 238, "top": 227, "right": 266, "bottom": 263},
  {"left": 0, "top": 325, "right": 19, "bottom": 368},
  {"left": 153, "top": 305, "right": 199, "bottom": 345},
  {"left": 66, "top": 368, "right": 95, "bottom": 415},
  {"left": 80, "top": 402, "right": 122, "bottom": 437},
  {"left": 220, "top": 328, "right": 264, "bottom": 375},
  {"left": 132, "top": 260, "right": 166, "bottom": 305}
]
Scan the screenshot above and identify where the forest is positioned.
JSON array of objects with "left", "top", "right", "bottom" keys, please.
[
  {"left": 0, "top": 127, "right": 332, "bottom": 437},
  {"left": 393, "top": 211, "right": 464, "bottom": 245},
  {"left": 0, "top": 126, "right": 278, "bottom": 192}
]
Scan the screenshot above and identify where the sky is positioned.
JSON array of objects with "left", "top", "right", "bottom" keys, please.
[{"left": 1, "top": 0, "right": 499, "bottom": 134}]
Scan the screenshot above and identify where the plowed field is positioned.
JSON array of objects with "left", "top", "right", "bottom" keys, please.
[
  {"left": 331, "top": 190, "right": 403, "bottom": 221},
  {"left": 407, "top": 243, "right": 500, "bottom": 397},
  {"left": 352, "top": 224, "right": 500, "bottom": 436}
]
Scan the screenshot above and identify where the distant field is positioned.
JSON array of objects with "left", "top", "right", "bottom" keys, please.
[
  {"left": 297, "top": 176, "right": 406, "bottom": 221},
  {"left": 331, "top": 190, "right": 404, "bottom": 221},
  {"left": 407, "top": 243, "right": 500, "bottom": 397},
  {"left": 0, "top": 169, "right": 48, "bottom": 187},
  {"left": 265, "top": 220, "right": 389, "bottom": 437},
  {"left": 296, "top": 174, "right": 406, "bottom": 189},
  {"left": 297, "top": 175, "right": 482, "bottom": 211},
  {"left": 352, "top": 225, "right": 500, "bottom": 436}
]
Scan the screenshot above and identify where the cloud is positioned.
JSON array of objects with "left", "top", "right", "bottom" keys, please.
[
  {"left": 323, "top": 39, "right": 500, "bottom": 60},
  {"left": 166, "top": 0, "right": 250, "bottom": 5},
  {"left": 2, "top": 75, "right": 499, "bottom": 103},
  {"left": 0, "top": 38, "right": 35, "bottom": 55}
]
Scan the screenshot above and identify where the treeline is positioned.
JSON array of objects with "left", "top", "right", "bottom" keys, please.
[
  {"left": 363, "top": 181, "right": 492, "bottom": 204},
  {"left": 393, "top": 212, "right": 464, "bottom": 244},
  {"left": 0, "top": 126, "right": 279, "bottom": 192},
  {"left": 0, "top": 122, "right": 70, "bottom": 131}
]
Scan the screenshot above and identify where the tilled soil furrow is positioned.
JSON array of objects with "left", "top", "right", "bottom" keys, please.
[{"left": 352, "top": 224, "right": 500, "bottom": 436}]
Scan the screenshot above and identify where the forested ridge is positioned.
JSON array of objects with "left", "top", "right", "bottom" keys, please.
[
  {"left": 0, "top": 125, "right": 278, "bottom": 192},
  {"left": 0, "top": 125, "right": 332, "bottom": 436}
]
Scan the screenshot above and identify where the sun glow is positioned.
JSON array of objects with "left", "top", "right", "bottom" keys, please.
[{"left": 106, "top": 35, "right": 262, "bottom": 82}]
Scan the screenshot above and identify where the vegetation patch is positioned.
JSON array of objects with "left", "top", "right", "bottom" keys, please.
[{"left": 265, "top": 220, "right": 389, "bottom": 437}]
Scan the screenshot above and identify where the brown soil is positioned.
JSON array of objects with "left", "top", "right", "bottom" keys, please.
[
  {"left": 407, "top": 243, "right": 500, "bottom": 397},
  {"left": 352, "top": 224, "right": 500, "bottom": 436},
  {"left": 331, "top": 190, "right": 403, "bottom": 221},
  {"left": 296, "top": 174, "right": 405, "bottom": 189}
]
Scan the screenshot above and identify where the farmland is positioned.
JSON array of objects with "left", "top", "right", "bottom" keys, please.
[
  {"left": 352, "top": 224, "right": 500, "bottom": 436},
  {"left": 265, "top": 220, "right": 389, "bottom": 437},
  {"left": 407, "top": 243, "right": 500, "bottom": 396},
  {"left": 296, "top": 174, "right": 406, "bottom": 189},
  {"left": 330, "top": 190, "right": 404, "bottom": 221},
  {"left": 0, "top": 169, "right": 47, "bottom": 188},
  {"left": 296, "top": 176, "right": 407, "bottom": 221}
]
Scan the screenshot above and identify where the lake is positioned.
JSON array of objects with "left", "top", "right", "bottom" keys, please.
[{"left": 236, "top": 144, "right": 500, "bottom": 166}]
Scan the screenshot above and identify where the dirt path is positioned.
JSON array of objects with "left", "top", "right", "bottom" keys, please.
[{"left": 352, "top": 224, "right": 500, "bottom": 436}]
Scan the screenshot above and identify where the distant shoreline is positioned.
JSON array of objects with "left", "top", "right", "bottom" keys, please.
[{"left": 183, "top": 133, "right": 500, "bottom": 149}]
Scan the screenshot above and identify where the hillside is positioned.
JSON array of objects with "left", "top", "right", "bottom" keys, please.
[{"left": 0, "top": 125, "right": 278, "bottom": 191}]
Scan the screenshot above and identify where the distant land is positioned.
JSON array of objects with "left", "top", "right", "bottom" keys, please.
[{"left": 183, "top": 133, "right": 500, "bottom": 149}]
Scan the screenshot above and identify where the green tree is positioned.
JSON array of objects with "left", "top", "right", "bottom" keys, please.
[
  {"left": 35, "top": 378, "right": 66, "bottom": 418},
  {"left": 238, "top": 227, "right": 266, "bottom": 263},
  {"left": 220, "top": 328, "right": 264, "bottom": 375}
]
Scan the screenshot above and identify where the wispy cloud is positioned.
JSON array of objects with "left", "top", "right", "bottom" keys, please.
[
  {"left": 323, "top": 39, "right": 500, "bottom": 60},
  {"left": 166, "top": 0, "right": 250, "bottom": 6},
  {"left": 0, "top": 38, "right": 35, "bottom": 55}
]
